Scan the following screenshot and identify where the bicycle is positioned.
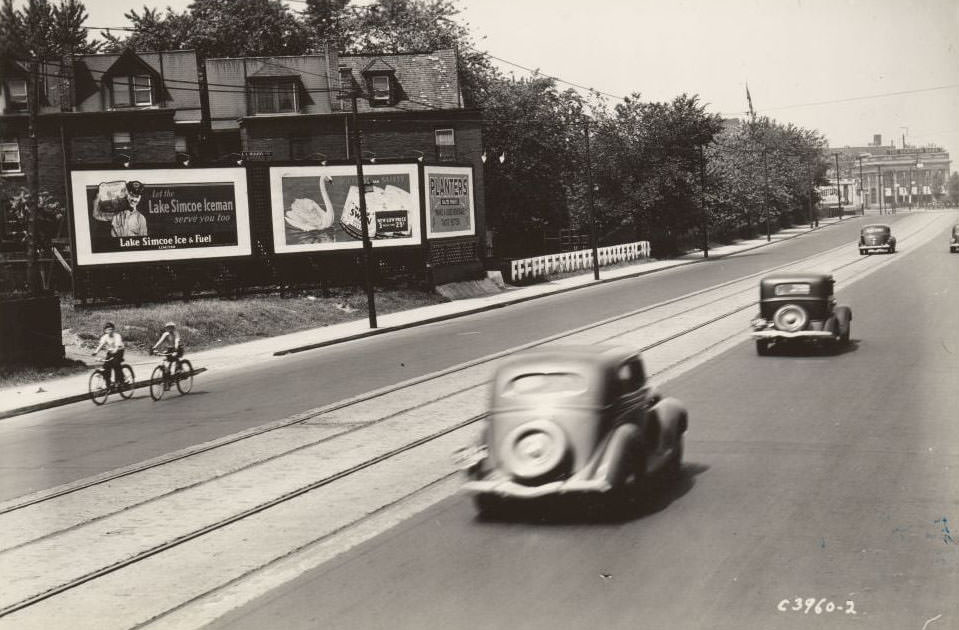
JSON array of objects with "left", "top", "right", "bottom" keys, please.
[
  {"left": 88, "top": 357, "right": 136, "bottom": 405},
  {"left": 149, "top": 350, "right": 193, "bottom": 401}
]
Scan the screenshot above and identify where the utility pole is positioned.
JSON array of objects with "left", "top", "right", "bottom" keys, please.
[
  {"left": 877, "top": 164, "right": 884, "bottom": 215},
  {"left": 26, "top": 58, "right": 41, "bottom": 295},
  {"left": 859, "top": 155, "right": 866, "bottom": 216},
  {"left": 700, "top": 143, "right": 708, "bottom": 258},
  {"left": 834, "top": 153, "right": 842, "bottom": 219},
  {"left": 762, "top": 147, "right": 770, "bottom": 241},
  {"left": 349, "top": 92, "right": 377, "bottom": 328},
  {"left": 583, "top": 118, "right": 599, "bottom": 280}
]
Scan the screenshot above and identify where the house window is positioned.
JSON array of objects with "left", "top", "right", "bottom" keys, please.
[
  {"left": 6, "top": 79, "right": 28, "bottom": 109},
  {"left": 112, "top": 75, "right": 152, "bottom": 107},
  {"left": 112, "top": 131, "right": 133, "bottom": 157},
  {"left": 435, "top": 128, "right": 455, "bottom": 162},
  {"left": 252, "top": 78, "right": 298, "bottom": 115},
  {"left": 371, "top": 75, "right": 391, "bottom": 104},
  {"left": 1, "top": 141, "right": 21, "bottom": 174}
]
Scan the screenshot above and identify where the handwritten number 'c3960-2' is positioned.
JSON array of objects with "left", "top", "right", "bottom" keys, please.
[{"left": 777, "top": 598, "right": 857, "bottom": 615}]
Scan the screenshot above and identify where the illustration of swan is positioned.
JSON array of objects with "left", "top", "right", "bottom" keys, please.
[
  {"left": 340, "top": 184, "right": 412, "bottom": 239},
  {"left": 284, "top": 175, "right": 335, "bottom": 232}
]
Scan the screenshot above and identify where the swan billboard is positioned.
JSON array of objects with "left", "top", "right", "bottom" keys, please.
[
  {"left": 70, "top": 168, "right": 251, "bottom": 266},
  {"left": 424, "top": 166, "right": 475, "bottom": 238},
  {"left": 269, "top": 164, "right": 422, "bottom": 253}
]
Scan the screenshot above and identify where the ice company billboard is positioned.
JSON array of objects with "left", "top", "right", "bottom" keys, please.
[
  {"left": 269, "top": 164, "right": 421, "bottom": 253},
  {"left": 424, "top": 166, "right": 475, "bottom": 239},
  {"left": 70, "top": 168, "right": 251, "bottom": 266}
]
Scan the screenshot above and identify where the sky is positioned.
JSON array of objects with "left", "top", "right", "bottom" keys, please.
[{"left": 72, "top": 0, "right": 959, "bottom": 166}]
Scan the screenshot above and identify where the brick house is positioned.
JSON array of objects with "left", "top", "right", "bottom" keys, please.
[
  {"left": 206, "top": 48, "right": 486, "bottom": 282},
  {"left": 1, "top": 49, "right": 202, "bottom": 230}
]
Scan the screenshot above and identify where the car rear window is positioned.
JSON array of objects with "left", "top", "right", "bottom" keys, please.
[
  {"left": 504, "top": 372, "right": 587, "bottom": 396},
  {"left": 863, "top": 226, "right": 889, "bottom": 234},
  {"left": 774, "top": 283, "right": 811, "bottom": 296}
]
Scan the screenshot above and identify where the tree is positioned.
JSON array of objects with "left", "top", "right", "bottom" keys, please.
[
  {"left": 589, "top": 94, "right": 722, "bottom": 255},
  {"left": 0, "top": 0, "right": 99, "bottom": 59},
  {"left": 102, "top": 0, "right": 310, "bottom": 58},
  {"left": 101, "top": 7, "right": 195, "bottom": 53},
  {"left": 479, "top": 77, "right": 587, "bottom": 255}
]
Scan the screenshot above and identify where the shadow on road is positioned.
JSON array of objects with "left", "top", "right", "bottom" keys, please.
[
  {"left": 767, "top": 339, "right": 861, "bottom": 358},
  {"left": 476, "top": 462, "right": 709, "bottom": 526}
]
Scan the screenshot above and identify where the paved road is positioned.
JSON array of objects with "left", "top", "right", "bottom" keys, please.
[
  {"left": 210, "top": 217, "right": 959, "bottom": 630},
  {"left": 0, "top": 216, "right": 911, "bottom": 500}
]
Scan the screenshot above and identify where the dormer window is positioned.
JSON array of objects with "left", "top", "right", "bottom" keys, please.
[
  {"left": 112, "top": 75, "right": 153, "bottom": 108},
  {"left": 251, "top": 78, "right": 299, "bottom": 115},
  {"left": 371, "top": 75, "right": 391, "bottom": 104}
]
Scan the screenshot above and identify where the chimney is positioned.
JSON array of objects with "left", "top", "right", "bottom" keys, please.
[{"left": 872, "top": 134, "right": 881, "bottom": 147}]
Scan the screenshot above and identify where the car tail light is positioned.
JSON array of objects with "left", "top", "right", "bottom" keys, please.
[{"left": 773, "top": 304, "right": 808, "bottom": 332}]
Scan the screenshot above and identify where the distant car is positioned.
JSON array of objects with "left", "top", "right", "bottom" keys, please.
[
  {"left": 457, "top": 346, "right": 687, "bottom": 515},
  {"left": 750, "top": 273, "right": 852, "bottom": 355},
  {"left": 950, "top": 224, "right": 959, "bottom": 253},
  {"left": 859, "top": 224, "right": 896, "bottom": 255}
]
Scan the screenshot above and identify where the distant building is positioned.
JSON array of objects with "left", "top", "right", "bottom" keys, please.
[{"left": 828, "top": 134, "right": 951, "bottom": 210}]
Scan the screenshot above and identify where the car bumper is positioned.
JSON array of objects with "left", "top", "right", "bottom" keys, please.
[
  {"left": 860, "top": 244, "right": 892, "bottom": 253},
  {"left": 462, "top": 478, "right": 612, "bottom": 498},
  {"left": 751, "top": 330, "right": 835, "bottom": 340}
]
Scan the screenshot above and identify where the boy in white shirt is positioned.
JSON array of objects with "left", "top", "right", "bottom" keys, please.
[
  {"left": 92, "top": 322, "right": 126, "bottom": 388},
  {"left": 151, "top": 322, "right": 184, "bottom": 381}
]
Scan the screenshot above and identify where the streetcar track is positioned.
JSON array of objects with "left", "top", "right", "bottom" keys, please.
[
  {"left": 0, "top": 413, "right": 486, "bottom": 619},
  {"left": 0, "top": 213, "right": 946, "bottom": 620},
  {"left": 0, "top": 217, "right": 922, "bottom": 518}
]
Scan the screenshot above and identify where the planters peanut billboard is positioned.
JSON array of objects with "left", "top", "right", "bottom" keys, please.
[
  {"left": 269, "top": 164, "right": 421, "bottom": 253},
  {"left": 70, "top": 168, "right": 251, "bottom": 265},
  {"left": 424, "top": 166, "right": 475, "bottom": 238}
]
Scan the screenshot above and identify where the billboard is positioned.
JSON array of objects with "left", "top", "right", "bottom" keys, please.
[
  {"left": 270, "top": 164, "right": 421, "bottom": 253},
  {"left": 70, "top": 168, "right": 250, "bottom": 266},
  {"left": 424, "top": 166, "right": 475, "bottom": 239}
]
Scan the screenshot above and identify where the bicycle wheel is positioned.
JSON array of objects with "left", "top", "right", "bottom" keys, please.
[
  {"left": 88, "top": 370, "right": 109, "bottom": 405},
  {"left": 149, "top": 365, "right": 166, "bottom": 401},
  {"left": 175, "top": 359, "right": 194, "bottom": 395},
  {"left": 118, "top": 364, "right": 136, "bottom": 399}
]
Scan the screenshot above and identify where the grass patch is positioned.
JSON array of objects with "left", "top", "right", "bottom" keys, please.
[{"left": 61, "top": 286, "right": 449, "bottom": 354}]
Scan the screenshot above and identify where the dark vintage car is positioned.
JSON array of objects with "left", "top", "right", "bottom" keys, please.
[
  {"left": 750, "top": 273, "right": 852, "bottom": 355},
  {"left": 950, "top": 224, "right": 959, "bottom": 253},
  {"left": 859, "top": 224, "right": 896, "bottom": 255},
  {"left": 457, "top": 346, "right": 687, "bottom": 515}
]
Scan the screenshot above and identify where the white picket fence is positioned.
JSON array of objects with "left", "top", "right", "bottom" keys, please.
[{"left": 509, "top": 241, "right": 651, "bottom": 283}]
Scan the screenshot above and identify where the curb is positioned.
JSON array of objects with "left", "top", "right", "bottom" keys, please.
[
  {"left": 274, "top": 219, "right": 845, "bottom": 356},
  {"left": 1, "top": 219, "right": 846, "bottom": 419},
  {"left": 0, "top": 368, "right": 207, "bottom": 421}
]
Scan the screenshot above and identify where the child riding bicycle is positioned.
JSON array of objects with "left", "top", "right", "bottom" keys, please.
[
  {"left": 92, "top": 322, "right": 126, "bottom": 388},
  {"left": 151, "top": 321, "right": 184, "bottom": 374}
]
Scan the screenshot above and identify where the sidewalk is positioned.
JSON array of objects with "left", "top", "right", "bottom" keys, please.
[{"left": 0, "top": 217, "right": 848, "bottom": 419}]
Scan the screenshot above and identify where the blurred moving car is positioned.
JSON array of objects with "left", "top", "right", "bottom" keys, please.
[
  {"left": 950, "top": 224, "right": 959, "bottom": 253},
  {"left": 859, "top": 224, "right": 896, "bottom": 255},
  {"left": 750, "top": 273, "right": 852, "bottom": 355},
  {"left": 458, "top": 346, "right": 687, "bottom": 516}
]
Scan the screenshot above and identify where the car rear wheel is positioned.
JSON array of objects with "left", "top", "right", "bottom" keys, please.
[{"left": 756, "top": 339, "right": 771, "bottom": 356}]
